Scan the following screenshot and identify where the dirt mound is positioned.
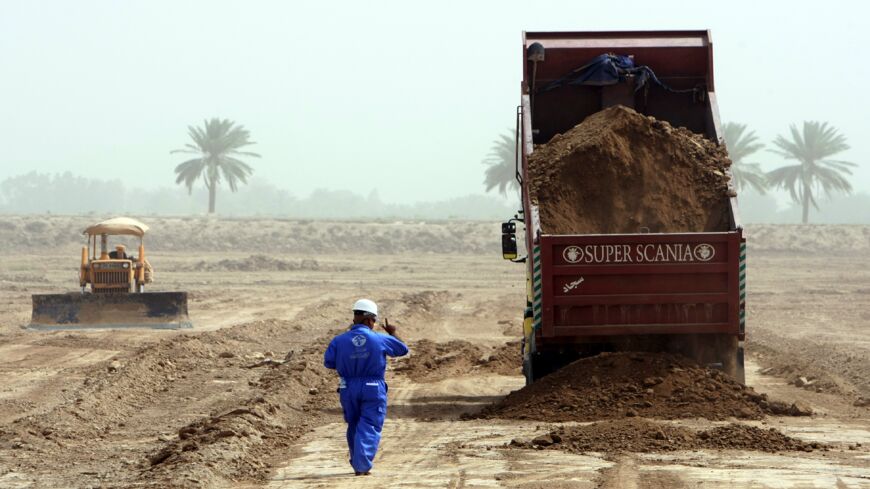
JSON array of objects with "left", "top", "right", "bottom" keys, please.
[
  {"left": 396, "top": 290, "right": 453, "bottom": 315},
  {"left": 3, "top": 215, "right": 868, "bottom": 256},
  {"left": 529, "top": 105, "right": 732, "bottom": 234},
  {"left": 480, "top": 352, "right": 783, "bottom": 422},
  {"left": 393, "top": 339, "right": 521, "bottom": 382},
  {"left": 144, "top": 345, "right": 335, "bottom": 486},
  {"left": 746, "top": 224, "right": 870, "bottom": 254},
  {"left": 509, "top": 419, "right": 821, "bottom": 453},
  {"left": 0, "top": 311, "right": 344, "bottom": 488},
  {"left": 0, "top": 215, "right": 501, "bottom": 255},
  {"left": 187, "top": 254, "right": 331, "bottom": 272},
  {"left": 379, "top": 290, "right": 457, "bottom": 325},
  {"left": 751, "top": 328, "right": 870, "bottom": 399}
]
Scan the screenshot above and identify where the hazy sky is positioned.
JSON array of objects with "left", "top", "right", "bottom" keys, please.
[{"left": 1, "top": 0, "right": 867, "bottom": 204}]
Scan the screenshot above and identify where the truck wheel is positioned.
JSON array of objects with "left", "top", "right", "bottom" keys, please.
[
  {"left": 529, "top": 353, "right": 551, "bottom": 383},
  {"left": 529, "top": 352, "right": 565, "bottom": 382}
]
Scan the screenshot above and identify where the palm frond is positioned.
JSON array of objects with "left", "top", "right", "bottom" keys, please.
[
  {"left": 220, "top": 156, "right": 255, "bottom": 192},
  {"left": 227, "top": 150, "right": 262, "bottom": 158},
  {"left": 173, "top": 158, "right": 206, "bottom": 194},
  {"left": 722, "top": 122, "right": 764, "bottom": 164},
  {"left": 482, "top": 131, "right": 518, "bottom": 196},
  {"left": 731, "top": 161, "right": 768, "bottom": 194},
  {"left": 766, "top": 164, "right": 803, "bottom": 205},
  {"left": 819, "top": 159, "right": 857, "bottom": 173},
  {"left": 813, "top": 166, "right": 853, "bottom": 195}
]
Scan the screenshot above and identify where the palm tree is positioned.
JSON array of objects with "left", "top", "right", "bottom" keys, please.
[
  {"left": 721, "top": 122, "right": 768, "bottom": 194},
  {"left": 171, "top": 118, "right": 260, "bottom": 213},
  {"left": 767, "top": 121, "right": 856, "bottom": 224},
  {"left": 482, "top": 132, "right": 518, "bottom": 196}
]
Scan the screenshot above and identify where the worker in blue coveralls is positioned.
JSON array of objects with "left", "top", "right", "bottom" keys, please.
[{"left": 323, "top": 298, "right": 409, "bottom": 476}]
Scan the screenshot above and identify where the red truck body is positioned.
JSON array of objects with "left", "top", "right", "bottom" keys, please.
[{"left": 514, "top": 31, "right": 746, "bottom": 382}]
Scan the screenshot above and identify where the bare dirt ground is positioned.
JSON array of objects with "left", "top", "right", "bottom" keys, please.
[{"left": 0, "top": 219, "right": 867, "bottom": 488}]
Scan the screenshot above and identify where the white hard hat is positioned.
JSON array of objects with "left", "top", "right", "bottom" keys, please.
[{"left": 352, "top": 299, "right": 378, "bottom": 317}]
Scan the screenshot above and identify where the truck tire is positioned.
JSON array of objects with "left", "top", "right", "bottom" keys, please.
[
  {"left": 528, "top": 353, "right": 553, "bottom": 383},
  {"left": 528, "top": 352, "right": 576, "bottom": 383}
]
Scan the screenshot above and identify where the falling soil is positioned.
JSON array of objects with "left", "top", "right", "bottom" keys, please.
[
  {"left": 479, "top": 352, "right": 809, "bottom": 422},
  {"left": 509, "top": 418, "right": 822, "bottom": 453},
  {"left": 528, "top": 105, "right": 732, "bottom": 234},
  {"left": 393, "top": 339, "right": 521, "bottom": 382}
]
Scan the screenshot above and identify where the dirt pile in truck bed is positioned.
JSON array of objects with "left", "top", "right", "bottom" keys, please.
[
  {"left": 508, "top": 418, "right": 822, "bottom": 453},
  {"left": 479, "top": 352, "right": 807, "bottom": 422},
  {"left": 528, "top": 105, "right": 732, "bottom": 234}
]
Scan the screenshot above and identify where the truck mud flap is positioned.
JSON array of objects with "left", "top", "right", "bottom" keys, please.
[{"left": 28, "top": 292, "right": 193, "bottom": 330}]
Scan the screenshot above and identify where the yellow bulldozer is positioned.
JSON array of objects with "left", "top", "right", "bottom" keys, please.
[{"left": 29, "top": 217, "right": 192, "bottom": 330}]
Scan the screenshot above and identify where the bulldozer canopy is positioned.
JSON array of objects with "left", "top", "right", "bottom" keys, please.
[{"left": 83, "top": 217, "right": 149, "bottom": 237}]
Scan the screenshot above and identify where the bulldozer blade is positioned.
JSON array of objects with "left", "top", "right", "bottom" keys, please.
[{"left": 28, "top": 292, "right": 193, "bottom": 330}]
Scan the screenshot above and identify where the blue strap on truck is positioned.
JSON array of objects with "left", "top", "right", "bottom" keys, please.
[{"left": 541, "top": 53, "right": 696, "bottom": 94}]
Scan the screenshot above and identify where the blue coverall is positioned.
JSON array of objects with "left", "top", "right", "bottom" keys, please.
[{"left": 323, "top": 324, "right": 409, "bottom": 473}]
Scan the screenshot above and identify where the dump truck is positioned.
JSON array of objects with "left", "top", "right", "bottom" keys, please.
[
  {"left": 503, "top": 31, "right": 746, "bottom": 384},
  {"left": 29, "top": 217, "right": 192, "bottom": 330}
]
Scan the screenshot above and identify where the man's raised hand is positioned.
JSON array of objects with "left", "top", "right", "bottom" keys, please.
[{"left": 383, "top": 317, "right": 397, "bottom": 336}]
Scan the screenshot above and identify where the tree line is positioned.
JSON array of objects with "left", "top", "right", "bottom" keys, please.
[
  {"left": 0, "top": 172, "right": 513, "bottom": 220},
  {"left": 482, "top": 121, "right": 858, "bottom": 224},
  {"left": 4, "top": 115, "right": 856, "bottom": 223}
]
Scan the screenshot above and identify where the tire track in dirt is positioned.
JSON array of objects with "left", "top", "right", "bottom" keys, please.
[
  {"left": 597, "top": 456, "right": 639, "bottom": 489},
  {"left": 594, "top": 455, "right": 691, "bottom": 489},
  {"left": 262, "top": 364, "right": 870, "bottom": 488},
  {"left": 265, "top": 379, "right": 494, "bottom": 488},
  {"left": 262, "top": 374, "right": 611, "bottom": 488}
]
